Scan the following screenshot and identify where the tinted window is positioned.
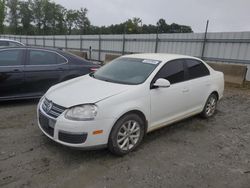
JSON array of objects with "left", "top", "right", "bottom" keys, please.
[
  {"left": 0, "top": 41, "right": 9, "bottom": 47},
  {"left": 29, "top": 50, "right": 60, "bottom": 65},
  {"left": 155, "top": 60, "right": 185, "bottom": 84},
  {"left": 57, "top": 54, "right": 67, "bottom": 64},
  {"left": 0, "top": 50, "right": 23, "bottom": 66},
  {"left": 9, "top": 42, "right": 23, "bottom": 47},
  {"left": 186, "top": 59, "right": 209, "bottom": 79}
]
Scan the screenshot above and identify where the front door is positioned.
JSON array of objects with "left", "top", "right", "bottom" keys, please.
[{"left": 149, "top": 59, "right": 189, "bottom": 130}]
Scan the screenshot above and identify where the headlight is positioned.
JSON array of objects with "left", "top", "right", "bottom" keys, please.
[{"left": 65, "top": 104, "right": 97, "bottom": 121}]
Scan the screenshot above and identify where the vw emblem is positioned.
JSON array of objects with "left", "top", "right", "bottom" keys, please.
[{"left": 45, "top": 101, "right": 53, "bottom": 113}]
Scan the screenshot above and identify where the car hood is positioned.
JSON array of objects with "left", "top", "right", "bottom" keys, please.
[{"left": 45, "top": 75, "right": 132, "bottom": 108}]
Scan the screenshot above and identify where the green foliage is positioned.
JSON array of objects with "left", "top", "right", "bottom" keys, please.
[
  {"left": 6, "top": 0, "right": 19, "bottom": 34},
  {"left": 66, "top": 9, "right": 78, "bottom": 35},
  {"left": 19, "top": 0, "right": 32, "bottom": 34},
  {"left": 3, "top": 0, "right": 193, "bottom": 35},
  {"left": 76, "top": 8, "right": 90, "bottom": 35},
  {"left": 0, "top": 0, "right": 5, "bottom": 33}
]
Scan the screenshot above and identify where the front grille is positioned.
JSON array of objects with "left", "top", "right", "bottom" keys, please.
[
  {"left": 39, "top": 110, "right": 55, "bottom": 137},
  {"left": 42, "top": 98, "right": 66, "bottom": 118},
  {"left": 58, "top": 131, "right": 88, "bottom": 144}
]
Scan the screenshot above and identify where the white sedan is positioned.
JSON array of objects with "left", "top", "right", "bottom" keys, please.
[{"left": 37, "top": 53, "right": 224, "bottom": 155}]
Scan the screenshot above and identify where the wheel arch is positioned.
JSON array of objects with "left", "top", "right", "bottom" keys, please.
[
  {"left": 110, "top": 110, "right": 148, "bottom": 136},
  {"left": 210, "top": 90, "right": 219, "bottom": 100}
]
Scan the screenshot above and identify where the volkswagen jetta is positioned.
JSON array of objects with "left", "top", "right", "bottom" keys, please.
[{"left": 37, "top": 53, "right": 224, "bottom": 155}]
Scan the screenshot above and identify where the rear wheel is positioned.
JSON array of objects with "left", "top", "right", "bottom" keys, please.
[
  {"left": 108, "top": 114, "right": 145, "bottom": 156},
  {"left": 201, "top": 93, "right": 218, "bottom": 118}
]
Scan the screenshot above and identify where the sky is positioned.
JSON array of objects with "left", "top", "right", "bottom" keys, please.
[{"left": 55, "top": 0, "right": 250, "bottom": 33}]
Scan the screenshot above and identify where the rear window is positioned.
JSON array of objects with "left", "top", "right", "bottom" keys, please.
[
  {"left": 185, "top": 59, "right": 210, "bottom": 79},
  {"left": 29, "top": 50, "right": 66, "bottom": 65}
]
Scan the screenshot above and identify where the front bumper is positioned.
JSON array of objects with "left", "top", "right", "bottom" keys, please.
[{"left": 37, "top": 101, "right": 116, "bottom": 148}]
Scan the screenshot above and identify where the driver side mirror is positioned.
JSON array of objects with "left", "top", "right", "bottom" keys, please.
[{"left": 152, "top": 78, "right": 171, "bottom": 88}]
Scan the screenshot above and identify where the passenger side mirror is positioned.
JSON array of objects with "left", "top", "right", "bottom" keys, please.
[{"left": 153, "top": 78, "right": 170, "bottom": 88}]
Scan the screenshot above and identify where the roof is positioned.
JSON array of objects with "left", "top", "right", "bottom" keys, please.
[
  {"left": 122, "top": 53, "right": 200, "bottom": 62},
  {"left": 0, "top": 45, "right": 63, "bottom": 53}
]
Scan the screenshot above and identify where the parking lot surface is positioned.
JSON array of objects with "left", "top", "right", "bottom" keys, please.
[{"left": 0, "top": 88, "right": 250, "bottom": 188}]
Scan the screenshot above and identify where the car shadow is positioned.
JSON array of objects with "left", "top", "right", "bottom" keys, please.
[{"left": 39, "top": 114, "right": 214, "bottom": 160}]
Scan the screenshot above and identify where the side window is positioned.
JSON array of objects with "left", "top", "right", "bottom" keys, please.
[
  {"left": 0, "top": 41, "right": 9, "bottom": 47},
  {"left": 9, "top": 42, "right": 23, "bottom": 47},
  {"left": 29, "top": 50, "right": 59, "bottom": 65},
  {"left": 0, "top": 50, "right": 23, "bottom": 66},
  {"left": 185, "top": 59, "right": 210, "bottom": 79},
  {"left": 155, "top": 60, "right": 185, "bottom": 84},
  {"left": 57, "top": 55, "right": 67, "bottom": 64}
]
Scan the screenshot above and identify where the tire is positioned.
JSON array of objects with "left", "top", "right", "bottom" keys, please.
[
  {"left": 201, "top": 93, "right": 218, "bottom": 118},
  {"left": 108, "top": 113, "right": 145, "bottom": 156}
]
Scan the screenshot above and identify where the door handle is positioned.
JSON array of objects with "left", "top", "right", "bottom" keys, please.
[
  {"left": 182, "top": 88, "right": 189, "bottom": 93},
  {"left": 13, "top": 69, "right": 21, "bottom": 72}
]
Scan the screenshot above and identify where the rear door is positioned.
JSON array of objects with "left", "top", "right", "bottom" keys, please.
[
  {"left": 0, "top": 48, "right": 25, "bottom": 99},
  {"left": 184, "top": 59, "right": 211, "bottom": 111},
  {"left": 23, "top": 49, "right": 68, "bottom": 96}
]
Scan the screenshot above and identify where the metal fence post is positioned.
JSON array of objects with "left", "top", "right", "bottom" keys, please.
[
  {"left": 201, "top": 20, "right": 209, "bottom": 59},
  {"left": 53, "top": 35, "right": 55, "bottom": 48},
  {"left": 43, "top": 36, "right": 45, "bottom": 47},
  {"left": 122, "top": 24, "right": 127, "bottom": 55},
  {"left": 122, "top": 34, "right": 126, "bottom": 55},
  {"left": 26, "top": 36, "right": 28, "bottom": 46},
  {"left": 80, "top": 35, "right": 83, "bottom": 51},
  {"left": 34, "top": 36, "right": 37, "bottom": 46},
  {"left": 155, "top": 32, "right": 159, "bottom": 53},
  {"left": 65, "top": 35, "right": 68, "bottom": 49},
  {"left": 98, "top": 34, "right": 101, "bottom": 61},
  {"left": 89, "top": 46, "right": 92, "bottom": 60}
]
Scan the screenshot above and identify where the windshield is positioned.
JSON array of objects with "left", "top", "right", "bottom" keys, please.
[{"left": 91, "top": 57, "right": 160, "bottom": 85}]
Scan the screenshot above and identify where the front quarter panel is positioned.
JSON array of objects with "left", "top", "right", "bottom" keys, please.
[{"left": 95, "top": 84, "right": 150, "bottom": 128}]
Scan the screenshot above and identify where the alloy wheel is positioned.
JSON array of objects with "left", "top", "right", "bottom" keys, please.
[{"left": 117, "top": 120, "right": 141, "bottom": 151}]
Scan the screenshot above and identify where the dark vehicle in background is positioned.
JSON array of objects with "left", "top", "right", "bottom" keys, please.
[
  {"left": 0, "top": 47, "right": 99, "bottom": 101},
  {"left": 0, "top": 39, "right": 25, "bottom": 48}
]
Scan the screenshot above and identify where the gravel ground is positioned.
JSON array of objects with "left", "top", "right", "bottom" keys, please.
[{"left": 0, "top": 88, "right": 250, "bottom": 188}]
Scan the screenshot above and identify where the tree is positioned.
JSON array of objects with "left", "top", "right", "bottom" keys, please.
[
  {"left": 51, "top": 3, "right": 66, "bottom": 35},
  {"left": 2, "top": 1, "right": 193, "bottom": 35},
  {"left": 6, "top": 0, "right": 19, "bottom": 34},
  {"left": 54, "top": 4, "right": 66, "bottom": 34},
  {"left": 0, "top": 0, "right": 5, "bottom": 33},
  {"left": 66, "top": 9, "right": 78, "bottom": 34},
  {"left": 41, "top": 0, "right": 55, "bottom": 35},
  {"left": 169, "top": 23, "right": 193, "bottom": 33},
  {"left": 19, "top": 0, "right": 33, "bottom": 34},
  {"left": 31, "top": 0, "right": 43, "bottom": 34},
  {"left": 157, "top": 18, "right": 169, "bottom": 33},
  {"left": 76, "top": 8, "right": 90, "bottom": 34}
]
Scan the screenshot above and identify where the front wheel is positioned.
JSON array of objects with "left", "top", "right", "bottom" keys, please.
[
  {"left": 108, "top": 114, "right": 145, "bottom": 156},
  {"left": 201, "top": 93, "right": 218, "bottom": 118}
]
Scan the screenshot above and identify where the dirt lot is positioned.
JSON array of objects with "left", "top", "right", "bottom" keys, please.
[{"left": 0, "top": 88, "right": 250, "bottom": 188}]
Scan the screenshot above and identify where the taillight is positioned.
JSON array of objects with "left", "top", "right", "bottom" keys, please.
[{"left": 90, "top": 67, "right": 99, "bottom": 72}]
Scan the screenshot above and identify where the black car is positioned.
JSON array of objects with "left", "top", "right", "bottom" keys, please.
[{"left": 0, "top": 47, "right": 100, "bottom": 101}]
